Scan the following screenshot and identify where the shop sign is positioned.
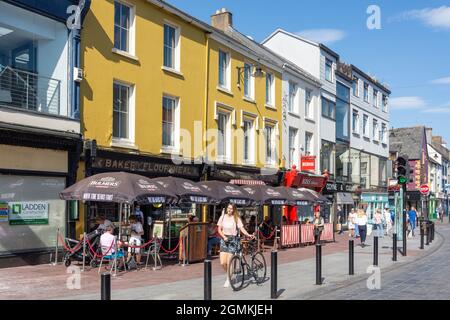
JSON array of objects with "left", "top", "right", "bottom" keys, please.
[
  {"left": 300, "top": 156, "right": 316, "bottom": 172},
  {"left": 8, "top": 202, "right": 49, "bottom": 225},
  {"left": 93, "top": 157, "right": 199, "bottom": 178},
  {"left": 0, "top": 203, "right": 8, "bottom": 222}
]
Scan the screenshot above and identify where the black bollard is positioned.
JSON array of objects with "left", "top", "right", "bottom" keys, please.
[
  {"left": 271, "top": 251, "right": 277, "bottom": 299},
  {"left": 349, "top": 240, "right": 354, "bottom": 275},
  {"left": 392, "top": 233, "right": 397, "bottom": 262},
  {"left": 373, "top": 236, "right": 378, "bottom": 266},
  {"left": 101, "top": 273, "right": 111, "bottom": 300},
  {"left": 431, "top": 223, "right": 435, "bottom": 242},
  {"left": 316, "top": 244, "right": 322, "bottom": 285},
  {"left": 204, "top": 260, "right": 212, "bottom": 300},
  {"left": 426, "top": 222, "right": 430, "bottom": 246},
  {"left": 420, "top": 223, "right": 424, "bottom": 250}
]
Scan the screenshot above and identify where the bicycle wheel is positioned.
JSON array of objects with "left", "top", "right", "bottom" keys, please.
[
  {"left": 228, "top": 255, "right": 245, "bottom": 291},
  {"left": 251, "top": 252, "right": 267, "bottom": 284}
]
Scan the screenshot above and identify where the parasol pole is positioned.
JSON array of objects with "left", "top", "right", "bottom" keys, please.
[{"left": 168, "top": 204, "right": 172, "bottom": 251}]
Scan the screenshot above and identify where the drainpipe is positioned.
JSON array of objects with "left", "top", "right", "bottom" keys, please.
[{"left": 203, "top": 33, "right": 211, "bottom": 168}]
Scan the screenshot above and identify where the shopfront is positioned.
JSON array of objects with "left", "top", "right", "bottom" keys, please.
[
  {"left": 0, "top": 125, "right": 82, "bottom": 265},
  {"left": 81, "top": 148, "right": 203, "bottom": 244},
  {"left": 322, "top": 181, "right": 355, "bottom": 224},
  {"left": 361, "top": 193, "right": 388, "bottom": 220}
]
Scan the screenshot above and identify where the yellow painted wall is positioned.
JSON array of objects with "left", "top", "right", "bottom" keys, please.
[
  {"left": 81, "top": 0, "right": 207, "bottom": 159},
  {"left": 206, "top": 39, "right": 283, "bottom": 168}
]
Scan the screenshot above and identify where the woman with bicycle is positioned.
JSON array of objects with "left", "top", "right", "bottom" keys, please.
[{"left": 217, "top": 203, "right": 255, "bottom": 288}]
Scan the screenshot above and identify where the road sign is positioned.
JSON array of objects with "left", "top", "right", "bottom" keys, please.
[{"left": 420, "top": 184, "right": 430, "bottom": 195}]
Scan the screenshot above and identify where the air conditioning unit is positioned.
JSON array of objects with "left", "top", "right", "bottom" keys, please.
[{"left": 74, "top": 67, "right": 83, "bottom": 82}]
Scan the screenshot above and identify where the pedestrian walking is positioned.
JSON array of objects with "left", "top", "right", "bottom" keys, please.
[
  {"left": 337, "top": 206, "right": 344, "bottom": 235},
  {"left": 313, "top": 211, "right": 325, "bottom": 244},
  {"left": 356, "top": 209, "right": 368, "bottom": 247},
  {"left": 348, "top": 208, "right": 357, "bottom": 238},
  {"left": 384, "top": 207, "right": 392, "bottom": 236},
  {"left": 374, "top": 209, "right": 384, "bottom": 238},
  {"left": 408, "top": 206, "right": 417, "bottom": 237}
]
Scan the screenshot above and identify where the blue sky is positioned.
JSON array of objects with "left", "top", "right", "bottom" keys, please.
[{"left": 167, "top": 0, "right": 450, "bottom": 143}]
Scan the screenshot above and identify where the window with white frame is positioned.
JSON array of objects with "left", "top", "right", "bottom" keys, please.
[
  {"left": 217, "top": 112, "right": 230, "bottom": 161},
  {"left": 373, "top": 119, "right": 379, "bottom": 141},
  {"left": 321, "top": 97, "right": 335, "bottom": 119},
  {"left": 288, "top": 127, "right": 298, "bottom": 168},
  {"left": 364, "top": 83, "right": 369, "bottom": 102},
  {"left": 352, "top": 110, "right": 360, "bottom": 134},
  {"left": 382, "top": 94, "right": 388, "bottom": 112},
  {"left": 288, "top": 81, "right": 297, "bottom": 113},
  {"left": 265, "top": 124, "right": 276, "bottom": 165},
  {"left": 218, "top": 50, "right": 230, "bottom": 89},
  {"left": 243, "top": 119, "right": 255, "bottom": 164},
  {"left": 381, "top": 123, "right": 387, "bottom": 144},
  {"left": 363, "top": 114, "right": 369, "bottom": 136},
  {"left": 352, "top": 77, "right": 359, "bottom": 97},
  {"left": 114, "top": 1, "right": 134, "bottom": 53},
  {"left": 243, "top": 63, "right": 254, "bottom": 99},
  {"left": 373, "top": 89, "right": 378, "bottom": 107},
  {"left": 162, "top": 96, "right": 179, "bottom": 149},
  {"left": 266, "top": 73, "right": 275, "bottom": 106},
  {"left": 325, "top": 58, "right": 333, "bottom": 82},
  {"left": 305, "top": 89, "right": 313, "bottom": 119},
  {"left": 305, "top": 132, "right": 313, "bottom": 156},
  {"left": 163, "top": 23, "right": 180, "bottom": 70},
  {"left": 113, "top": 81, "right": 134, "bottom": 141}
]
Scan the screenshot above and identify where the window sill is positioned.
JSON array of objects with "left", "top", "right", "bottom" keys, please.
[
  {"left": 265, "top": 104, "right": 277, "bottom": 111},
  {"left": 216, "top": 157, "right": 232, "bottom": 164},
  {"left": 243, "top": 96, "right": 256, "bottom": 104},
  {"left": 288, "top": 111, "right": 300, "bottom": 118},
  {"left": 112, "top": 48, "right": 139, "bottom": 61},
  {"left": 352, "top": 131, "right": 360, "bottom": 137},
  {"left": 322, "top": 115, "right": 336, "bottom": 122},
  {"left": 160, "top": 146, "right": 181, "bottom": 155},
  {"left": 217, "top": 86, "right": 234, "bottom": 96},
  {"left": 305, "top": 117, "right": 315, "bottom": 123},
  {"left": 243, "top": 161, "right": 256, "bottom": 166},
  {"left": 363, "top": 135, "right": 370, "bottom": 140},
  {"left": 161, "top": 66, "right": 184, "bottom": 77},
  {"left": 111, "top": 140, "right": 138, "bottom": 150}
]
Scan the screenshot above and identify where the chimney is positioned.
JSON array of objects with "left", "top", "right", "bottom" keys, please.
[
  {"left": 425, "top": 127, "right": 433, "bottom": 144},
  {"left": 211, "top": 8, "right": 233, "bottom": 31}
]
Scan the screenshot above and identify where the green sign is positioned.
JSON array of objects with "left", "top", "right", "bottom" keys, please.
[{"left": 8, "top": 202, "right": 49, "bottom": 225}]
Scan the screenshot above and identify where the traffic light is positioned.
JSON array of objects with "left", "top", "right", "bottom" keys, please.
[{"left": 396, "top": 155, "right": 410, "bottom": 185}]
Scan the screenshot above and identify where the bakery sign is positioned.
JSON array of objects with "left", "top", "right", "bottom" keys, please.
[
  {"left": 93, "top": 157, "right": 199, "bottom": 177},
  {"left": 8, "top": 202, "right": 49, "bottom": 225}
]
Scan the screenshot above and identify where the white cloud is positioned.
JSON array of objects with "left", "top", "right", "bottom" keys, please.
[
  {"left": 431, "top": 77, "right": 450, "bottom": 85},
  {"left": 401, "top": 6, "right": 450, "bottom": 29},
  {"left": 295, "top": 29, "right": 346, "bottom": 44},
  {"left": 390, "top": 96, "right": 427, "bottom": 110},
  {"left": 422, "top": 107, "right": 450, "bottom": 114}
]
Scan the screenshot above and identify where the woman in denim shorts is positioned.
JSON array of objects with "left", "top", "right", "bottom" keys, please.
[{"left": 217, "top": 203, "right": 255, "bottom": 288}]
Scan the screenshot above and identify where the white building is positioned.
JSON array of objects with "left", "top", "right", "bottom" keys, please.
[{"left": 262, "top": 28, "right": 391, "bottom": 221}]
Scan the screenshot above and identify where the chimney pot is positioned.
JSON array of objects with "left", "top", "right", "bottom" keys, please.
[{"left": 211, "top": 8, "right": 233, "bottom": 31}]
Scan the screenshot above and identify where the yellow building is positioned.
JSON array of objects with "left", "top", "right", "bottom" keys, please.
[{"left": 77, "top": 1, "right": 283, "bottom": 235}]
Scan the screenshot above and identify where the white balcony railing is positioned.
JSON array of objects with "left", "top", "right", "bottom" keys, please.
[{"left": 0, "top": 65, "right": 63, "bottom": 117}]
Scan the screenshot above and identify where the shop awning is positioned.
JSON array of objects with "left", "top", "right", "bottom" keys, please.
[{"left": 336, "top": 192, "right": 354, "bottom": 205}]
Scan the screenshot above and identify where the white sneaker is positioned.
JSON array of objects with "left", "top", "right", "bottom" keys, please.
[{"left": 223, "top": 279, "right": 230, "bottom": 288}]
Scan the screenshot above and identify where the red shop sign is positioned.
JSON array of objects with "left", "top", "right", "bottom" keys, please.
[
  {"left": 293, "top": 173, "right": 327, "bottom": 189},
  {"left": 301, "top": 156, "right": 316, "bottom": 172}
]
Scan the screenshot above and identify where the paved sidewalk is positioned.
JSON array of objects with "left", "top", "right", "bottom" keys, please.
[
  {"left": 0, "top": 228, "right": 440, "bottom": 300},
  {"left": 64, "top": 230, "right": 441, "bottom": 300}
]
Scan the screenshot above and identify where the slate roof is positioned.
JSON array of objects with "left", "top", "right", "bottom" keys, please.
[{"left": 389, "top": 126, "right": 426, "bottom": 160}]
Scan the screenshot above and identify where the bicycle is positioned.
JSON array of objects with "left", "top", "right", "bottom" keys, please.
[{"left": 228, "top": 238, "right": 267, "bottom": 291}]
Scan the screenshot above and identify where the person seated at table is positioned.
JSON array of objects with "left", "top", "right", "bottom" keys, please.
[
  {"left": 304, "top": 218, "right": 310, "bottom": 225},
  {"left": 126, "top": 215, "right": 144, "bottom": 266},
  {"left": 100, "top": 225, "right": 125, "bottom": 270},
  {"left": 259, "top": 216, "right": 274, "bottom": 238},
  {"left": 207, "top": 219, "right": 221, "bottom": 256},
  {"left": 246, "top": 215, "right": 257, "bottom": 235}
]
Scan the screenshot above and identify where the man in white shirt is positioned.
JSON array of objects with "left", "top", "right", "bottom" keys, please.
[{"left": 127, "top": 215, "right": 144, "bottom": 266}]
